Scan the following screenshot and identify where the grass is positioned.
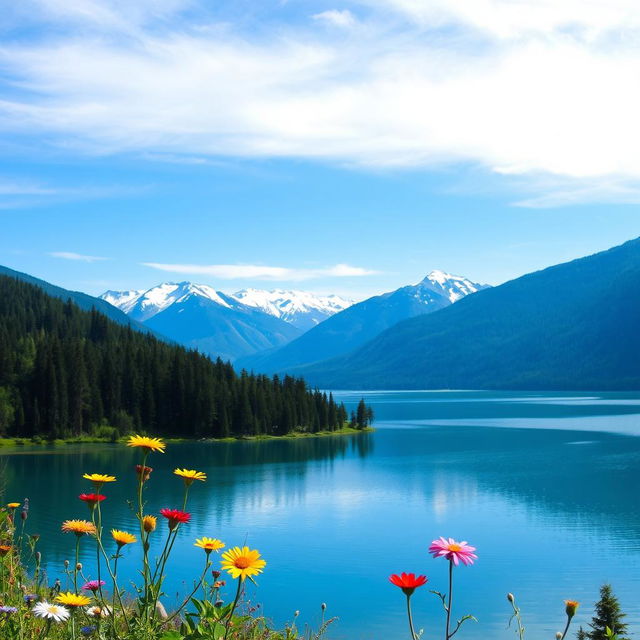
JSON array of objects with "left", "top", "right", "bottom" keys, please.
[{"left": 0, "top": 426, "right": 374, "bottom": 448}]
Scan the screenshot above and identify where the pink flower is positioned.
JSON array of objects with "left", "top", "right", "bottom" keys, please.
[
  {"left": 429, "top": 537, "right": 477, "bottom": 566},
  {"left": 81, "top": 580, "right": 105, "bottom": 592}
]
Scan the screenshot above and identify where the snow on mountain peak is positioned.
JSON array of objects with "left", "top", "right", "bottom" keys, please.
[
  {"left": 231, "top": 288, "right": 354, "bottom": 330},
  {"left": 420, "top": 270, "right": 488, "bottom": 303}
]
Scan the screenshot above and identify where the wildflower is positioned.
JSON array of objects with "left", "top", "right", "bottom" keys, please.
[
  {"left": 127, "top": 435, "right": 166, "bottom": 453},
  {"left": 136, "top": 465, "right": 153, "bottom": 482},
  {"left": 111, "top": 530, "right": 137, "bottom": 547},
  {"left": 61, "top": 520, "right": 96, "bottom": 537},
  {"left": 194, "top": 537, "right": 225, "bottom": 554},
  {"left": 0, "top": 545, "right": 11, "bottom": 557},
  {"left": 213, "top": 580, "right": 226, "bottom": 588},
  {"left": 56, "top": 592, "right": 91, "bottom": 607},
  {"left": 24, "top": 594, "right": 37, "bottom": 606},
  {"left": 174, "top": 468, "right": 207, "bottom": 485},
  {"left": 81, "top": 580, "right": 105, "bottom": 593},
  {"left": 86, "top": 605, "right": 111, "bottom": 618},
  {"left": 79, "top": 494, "right": 106, "bottom": 511},
  {"left": 212, "top": 570, "right": 221, "bottom": 579},
  {"left": 565, "top": 600, "right": 579, "bottom": 619},
  {"left": 160, "top": 508, "right": 191, "bottom": 531},
  {"left": 81, "top": 626, "right": 96, "bottom": 636},
  {"left": 429, "top": 537, "right": 478, "bottom": 566},
  {"left": 389, "top": 573, "right": 428, "bottom": 596},
  {"left": 0, "top": 606, "right": 17, "bottom": 615},
  {"left": 142, "top": 515, "right": 157, "bottom": 533},
  {"left": 6, "top": 502, "right": 20, "bottom": 509},
  {"left": 82, "top": 474, "right": 116, "bottom": 491},
  {"left": 221, "top": 546, "right": 266, "bottom": 581},
  {"left": 33, "top": 601, "right": 71, "bottom": 622}
]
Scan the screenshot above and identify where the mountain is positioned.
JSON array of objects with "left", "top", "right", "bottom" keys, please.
[
  {"left": 231, "top": 289, "right": 353, "bottom": 330},
  {"left": 237, "top": 271, "right": 488, "bottom": 374},
  {"left": 0, "top": 273, "right": 354, "bottom": 439},
  {"left": 0, "top": 264, "right": 153, "bottom": 335},
  {"left": 101, "top": 282, "right": 301, "bottom": 362},
  {"left": 293, "top": 238, "right": 640, "bottom": 390}
]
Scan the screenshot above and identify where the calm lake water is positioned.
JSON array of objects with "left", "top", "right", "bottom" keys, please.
[{"left": 3, "top": 390, "right": 640, "bottom": 639}]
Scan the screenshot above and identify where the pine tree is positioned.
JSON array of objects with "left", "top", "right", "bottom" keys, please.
[{"left": 580, "top": 585, "right": 630, "bottom": 640}]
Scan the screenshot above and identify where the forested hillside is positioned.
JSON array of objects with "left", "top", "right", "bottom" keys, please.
[{"left": 0, "top": 274, "right": 366, "bottom": 439}]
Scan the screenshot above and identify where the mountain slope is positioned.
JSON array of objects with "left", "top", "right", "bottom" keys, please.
[
  {"left": 231, "top": 289, "right": 353, "bottom": 330},
  {"left": 294, "top": 238, "right": 640, "bottom": 390},
  {"left": 0, "top": 265, "right": 153, "bottom": 334},
  {"left": 237, "top": 271, "right": 488, "bottom": 374},
  {"left": 143, "top": 292, "right": 301, "bottom": 362}
]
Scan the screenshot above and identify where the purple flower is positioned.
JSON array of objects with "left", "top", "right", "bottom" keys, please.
[
  {"left": 81, "top": 580, "right": 105, "bottom": 593},
  {"left": 0, "top": 606, "right": 17, "bottom": 615}
]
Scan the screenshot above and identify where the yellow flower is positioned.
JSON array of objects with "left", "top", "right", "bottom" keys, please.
[
  {"left": 61, "top": 520, "right": 97, "bottom": 537},
  {"left": 82, "top": 473, "right": 116, "bottom": 490},
  {"left": 111, "top": 530, "right": 137, "bottom": 547},
  {"left": 6, "top": 502, "right": 20, "bottom": 509},
  {"left": 56, "top": 592, "right": 91, "bottom": 607},
  {"left": 142, "top": 515, "right": 157, "bottom": 533},
  {"left": 173, "top": 468, "right": 207, "bottom": 486},
  {"left": 194, "top": 537, "right": 225, "bottom": 554},
  {"left": 127, "top": 435, "right": 166, "bottom": 453},
  {"left": 221, "top": 546, "right": 266, "bottom": 581}
]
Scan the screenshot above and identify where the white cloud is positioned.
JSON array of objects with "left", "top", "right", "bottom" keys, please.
[
  {"left": 313, "top": 9, "right": 356, "bottom": 28},
  {"left": 50, "top": 251, "right": 109, "bottom": 262},
  {"left": 3, "top": 0, "right": 640, "bottom": 201},
  {"left": 141, "top": 262, "right": 378, "bottom": 280}
]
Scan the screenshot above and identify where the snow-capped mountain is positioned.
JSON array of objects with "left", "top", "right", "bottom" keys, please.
[
  {"left": 231, "top": 289, "right": 353, "bottom": 330},
  {"left": 101, "top": 282, "right": 234, "bottom": 322},
  {"left": 236, "top": 270, "right": 489, "bottom": 374},
  {"left": 99, "top": 282, "right": 301, "bottom": 362}
]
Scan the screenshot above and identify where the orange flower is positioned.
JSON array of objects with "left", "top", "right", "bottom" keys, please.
[
  {"left": 142, "top": 515, "right": 157, "bottom": 533},
  {"left": 0, "top": 545, "right": 12, "bottom": 557},
  {"left": 61, "top": 520, "right": 96, "bottom": 537},
  {"left": 111, "top": 530, "right": 137, "bottom": 547}
]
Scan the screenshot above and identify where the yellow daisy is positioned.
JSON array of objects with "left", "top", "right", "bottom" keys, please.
[
  {"left": 173, "top": 468, "right": 207, "bottom": 486},
  {"left": 142, "top": 515, "right": 157, "bottom": 533},
  {"left": 61, "top": 520, "right": 97, "bottom": 537},
  {"left": 221, "top": 546, "right": 266, "bottom": 580},
  {"left": 6, "top": 502, "right": 20, "bottom": 509},
  {"left": 127, "top": 435, "right": 166, "bottom": 453},
  {"left": 56, "top": 592, "right": 91, "bottom": 607},
  {"left": 82, "top": 473, "right": 116, "bottom": 490},
  {"left": 194, "top": 537, "right": 225, "bottom": 554},
  {"left": 111, "top": 530, "right": 137, "bottom": 547}
]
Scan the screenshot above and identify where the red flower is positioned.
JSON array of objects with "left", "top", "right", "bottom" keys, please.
[
  {"left": 135, "top": 465, "right": 153, "bottom": 483},
  {"left": 389, "top": 573, "right": 428, "bottom": 596},
  {"left": 79, "top": 494, "right": 106, "bottom": 510},
  {"left": 160, "top": 508, "right": 191, "bottom": 530}
]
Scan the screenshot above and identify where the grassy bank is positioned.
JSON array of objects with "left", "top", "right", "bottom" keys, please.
[{"left": 0, "top": 425, "right": 374, "bottom": 448}]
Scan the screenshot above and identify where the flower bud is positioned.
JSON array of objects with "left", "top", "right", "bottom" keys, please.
[
  {"left": 76, "top": 562, "right": 82, "bottom": 571},
  {"left": 64, "top": 560, "right": 69, "bottom": 569},
  {"left": 35, "top": 552, "right": 41, "bottom": 565},
  {"left": 565, "top": 600, "right": 579, "bottom": 619},
  {"left": 212, "top": 570, "right": 221, "bottom": 579},
  {"left": 294, "top": 610, "right": 300, "bottom": 618},
  {"left": 215, "top": 599, "right": 224, "bottom": 608},
  {"left": 556, "top": 633, "right": 562, "bottom": 639},
  {"left": 321, "top": 603, "right": 327, "bottom": 611},
  {"left": 507, "top": 593, "right": 515, "bottom": 603}
]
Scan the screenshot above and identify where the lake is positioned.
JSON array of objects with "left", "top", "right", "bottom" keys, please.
[{"left": 3, "top": 390, "right": 640, "bottom": 639}]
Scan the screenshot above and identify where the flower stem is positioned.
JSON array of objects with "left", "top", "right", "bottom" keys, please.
[
  {"left": 223, "top": 578, "right": 243, "bottom": 640},
  {"left": 445, "top": 559, "right": 453, "bottom": 640},
  {"left": 406, "top": 594, "right": 418, "bottom": 640},
  {"left": 560, "top": 617, "right": 572, "bottom": 640}
]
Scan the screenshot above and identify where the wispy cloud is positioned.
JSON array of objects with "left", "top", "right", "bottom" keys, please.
[
  {"left": 141, "top": 262, "right": 378, "bottom": 281},
  {"left": 312, "top": 10, "right": 356, "bottom": 28},
  {"left": 3, "top": 0, "right": 640, "bottom": 203},
  {"left": 49, "top": 251, "right": 110, "bottom": 262}
]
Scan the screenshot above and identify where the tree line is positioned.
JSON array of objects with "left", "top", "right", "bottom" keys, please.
[{"left": 0, "top": 275, "right": 373, "bottom": 439}]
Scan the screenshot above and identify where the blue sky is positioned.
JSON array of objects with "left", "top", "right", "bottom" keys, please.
[{"left": 2, "top": 0, "right": 640, "bottom": 299}]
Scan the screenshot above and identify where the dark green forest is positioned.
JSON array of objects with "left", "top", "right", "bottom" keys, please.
[{"left": 0, "top": 274, "right": 371, "bottom": 439}]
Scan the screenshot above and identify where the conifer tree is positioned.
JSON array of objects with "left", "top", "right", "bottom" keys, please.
[{"left": 579, "top": 584, "right": 629, "bottom": 640}]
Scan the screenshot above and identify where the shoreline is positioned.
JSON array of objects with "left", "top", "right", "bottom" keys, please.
[{"left": 0, "top": 425, "right": 374, "bottom": 448}]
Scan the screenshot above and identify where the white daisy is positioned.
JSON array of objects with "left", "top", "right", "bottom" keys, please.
[
  {"left": 32, "top": 601, "right": 70, "bottom": 622},
  {"left": 86, "top": 605, "right": 111, "bottom": 618}
]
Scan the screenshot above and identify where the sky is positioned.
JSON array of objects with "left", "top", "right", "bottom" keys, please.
[{"left": 2, "top": 0, "right": 640, "bottom": 300}]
